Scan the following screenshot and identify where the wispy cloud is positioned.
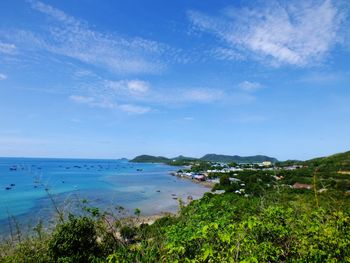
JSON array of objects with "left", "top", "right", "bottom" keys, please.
[
  {"left": 69, "top": 76, "right": 255, "bottom": 114},
  {"left": 4, "top": 0, "right": 170, "bottom": 74},
  {"left": 0, "top": 73, "right": 7, "bottom": 80},
  {"left": 188, "top": 0, "right": 349, "bottom": 67},
  {"left": 118, "top": 104, "right": 151, "bottom": 114},
  {"left": 0, "top": 41, "right": 16, "bottom": 54},
  {"left": 104, "top": 80, "right": 150, "bottom": 96},
  {"left": 69, "top": 95, "right": 151, "bottom": 114},
  {"left": 181, "top": 88, "right": 224, "bottom": 103},
  {"left": 238, "top": 81, "right": 262, "bottom": 92}
]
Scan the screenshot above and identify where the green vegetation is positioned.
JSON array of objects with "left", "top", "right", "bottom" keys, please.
[
  {"left": 274, "top": 151, "right": 350, "bottom": 190},
  {"left": 130, "top": 155, "right": 170, "bottom": 163},
  {"left": 200, "top": 153, "right": 278, "bottom": 163},
  {"left": 1, "top": 151, "right": 350, "bottom": 262},
  {"left": 130, "top": 153, "right": 278, "bottom": 165}
]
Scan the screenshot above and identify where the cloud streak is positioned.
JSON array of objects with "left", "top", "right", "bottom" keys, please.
[
  {"left": 7, "top": 0, "right": 170, "bottom": 74},
  {"left": 0, "top": 42, "right": 17, "bottom": 55},
  {"left": 69, "top": 95, "right": 151, "bottom": 114},
  {"left": 188, "top": 0, "right": 349, "bottom": 67},
  {"left": 238, "top": 81, "right": 262, "bottom": 92},
  {"left": 0, "top": 73, "right": 7, "bottom": 80}
]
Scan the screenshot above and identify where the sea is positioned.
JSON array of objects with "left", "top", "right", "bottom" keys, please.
[{"left": 0, "top": 157, "right": 208, "bottom": 238}]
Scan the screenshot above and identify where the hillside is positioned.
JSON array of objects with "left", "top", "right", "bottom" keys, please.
[
  {"left": 130, "top": 155, "right": 170, "bottom": 163},
  {"left": 306, "top": 151, "right": 350, "bottom": 169},
  {"left": 304, "top": 150, "right": 350, "bottom": 177},
  {"left": 200, "top": 154, "right": 278, "bottom": 163},
  {"left": 131, "top": 153, "right": 278, "bottom": 164}
]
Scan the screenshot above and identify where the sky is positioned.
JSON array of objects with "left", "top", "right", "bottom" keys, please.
[{"left": 0, "top": 0, "right": 350, "bottom": 160}]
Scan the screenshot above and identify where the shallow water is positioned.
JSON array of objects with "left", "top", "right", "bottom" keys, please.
[{"left": 0, "top": 157, "right": 208, "bottom": 237}]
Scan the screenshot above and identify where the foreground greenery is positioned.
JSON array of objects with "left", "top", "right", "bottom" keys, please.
[
  {"left": 1, "top": 151, "right": 350, "bottom": 262},
  {"left": 1, "top": 188, "right": 350, "bottom": 262}
]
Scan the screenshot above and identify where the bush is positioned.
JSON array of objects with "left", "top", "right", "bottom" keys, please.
[
  {"left": 120, "top": 226, "right": 136, "bottom": 241},
  {"left": 48, "top": 215, "right": 101, "bottom": 262}
]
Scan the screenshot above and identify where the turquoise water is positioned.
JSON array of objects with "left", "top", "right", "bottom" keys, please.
[{"left": 0, "top": 158, "right": 208, "bottom": 237}]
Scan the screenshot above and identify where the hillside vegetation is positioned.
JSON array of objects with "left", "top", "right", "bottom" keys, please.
[
  {"left": 131, "top": 153, "right": 278, "bottom": 164},
  {"left": 200, "top": 153, "right": 278, "bottom": 163}
]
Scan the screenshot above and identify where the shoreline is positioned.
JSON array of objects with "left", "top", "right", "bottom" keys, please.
[{"left": 169, "top": 172, "right": 215, "bottom": 189}]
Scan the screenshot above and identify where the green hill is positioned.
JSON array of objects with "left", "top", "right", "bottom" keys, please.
[
  {"left": 274, "top": 150, "right": 350, "bottom": 188},
  {"left": 130, "top": 155, "right": 170, "bottom": 163},
  {"left": 131, "top": 153, "right": 278, "bottom": 164},
  {"left": 305, "top": 151, "right": 350, "bottom": 176},
  {"left": 200, "top": 154, "right": 278, "bottom": 163}
]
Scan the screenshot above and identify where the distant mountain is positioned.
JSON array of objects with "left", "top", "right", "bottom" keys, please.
[
  {"left": 131, "top": 153, "right": 278, "bottom": 164},
  {"left": 200, "top": 154, "right": 278, "bottom": 163},
  {"left": 130, "top": 155, "right": 170, "bottom": 163},
  {"left": 172, "top": 155, "right": 197, "bottom": 161}
]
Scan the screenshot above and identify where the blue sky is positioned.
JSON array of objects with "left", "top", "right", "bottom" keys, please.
[{"left": 0, "top": 0, "right": 350, "bottom": 160}]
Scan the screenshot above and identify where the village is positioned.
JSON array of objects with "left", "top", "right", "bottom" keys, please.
[{"left": 171, "top": 160, "right": 314, "bottom": 193}]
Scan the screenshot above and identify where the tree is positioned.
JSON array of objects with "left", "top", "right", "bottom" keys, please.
[
  {"left": 220, "top": 174, "right": 231, "bottom": 187},
  {"left": 48, "top": 215, "right": 100, "bottom": 262}
]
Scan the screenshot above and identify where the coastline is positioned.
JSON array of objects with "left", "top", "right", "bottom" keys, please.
[{"left": 169, "top": 172, "right": 215, "bottom": 189}]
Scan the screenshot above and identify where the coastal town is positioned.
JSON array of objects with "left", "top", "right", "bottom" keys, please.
[{"left": 171, "top": 159, "right": 320, "bottom": 193}]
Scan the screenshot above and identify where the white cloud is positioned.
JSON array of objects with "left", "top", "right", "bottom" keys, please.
[
  {"left": 238, "top": 81, "right": 262, "bottom": 92},
  {"left": 127, "top": 80, "right": 149, "bottom": 93},
  {"left": 13, "top": 1, "right": 167, "bottom": 74},
  {"left": 0, "top": 73, "right": 7, "bottom": 80},
  {"left": 69, "top": 95, "right": 94, "bottom": 104},
  {"left": 69, "top": 95, "right": 115, "bottom": 109},
  {"left": 118, "top": 104, "right": 151, "bottom": 114},
  {"left": 188, "top": 0, "right": 348, "bottom": 67},
  {"left": 0, "top": 41, "right": 16, "bottom": 54},
  {"left": 182, "top": 88, "right": 224, "bottom": 103},
  {"left": 211, "top": 47, "right": 245, "bottom": 61},
  {"left": 69, "top": 95, "right": 150, "bottom": 114},
  {"left": 104, "top": 80, "right": 149, "bottom": 96}
]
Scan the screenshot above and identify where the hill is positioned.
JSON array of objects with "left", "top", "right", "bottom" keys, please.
[
  {"left": 131, "top": 153, "right": 278, "bottom": 164},
  {"left": 200, "top": 154, "right": 278, "bottom": 163},
  {"left": 304, "top": 150, "right": 350, "bottom": 177},
  {"left": 172, "top": 155, "right": 197, "bottom": 161},
  {"left": 130, "top": 155, "right": 170, "bottom": 163}
]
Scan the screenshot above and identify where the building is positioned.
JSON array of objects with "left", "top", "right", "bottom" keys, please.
[
  {"left": 262, "top": 161, "right": 272, "bottom": 166},
  {"left": 292, "top": 182, "right": 313, "bottom": 190}
]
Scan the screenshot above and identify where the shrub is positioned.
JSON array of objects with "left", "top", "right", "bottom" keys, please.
[{"left": 48, "top": 215, "right": 101, "bottom": 262}]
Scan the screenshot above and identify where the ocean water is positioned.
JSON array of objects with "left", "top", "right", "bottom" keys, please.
[{"left": 0, "top": 157, "right": 208, "bottom": 237}]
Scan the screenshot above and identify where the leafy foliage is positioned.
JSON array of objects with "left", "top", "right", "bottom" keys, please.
[{"left": 48, "top": 215, "right": 101, "bottom": 263}]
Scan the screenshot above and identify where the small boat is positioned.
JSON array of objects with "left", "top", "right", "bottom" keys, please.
[
  {"left": 5, "top": 187, "right": 11, "bottom": 190},
  {"left": 10, "top": 183, "right": 15, "bottom": 187},
  {"left": 137, "top": 169, "right": 143, "bottom": 171}
]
